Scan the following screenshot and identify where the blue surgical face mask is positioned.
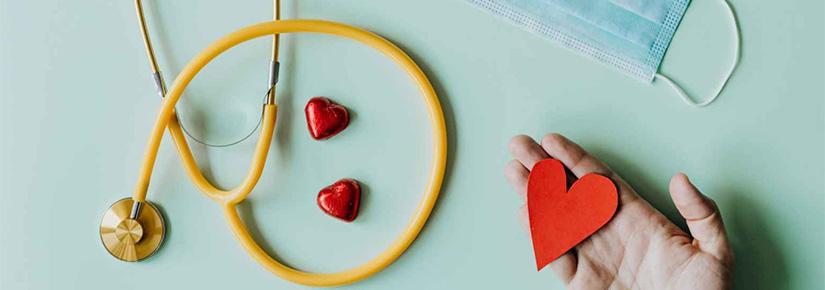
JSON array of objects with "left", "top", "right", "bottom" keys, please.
[{"left": 468, "top": 0, "right": 740, "bottom": 107}]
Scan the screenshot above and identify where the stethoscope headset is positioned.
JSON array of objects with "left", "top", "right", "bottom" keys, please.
[{"left": 99, "top": 0, "right": 447, "bottom": 286}]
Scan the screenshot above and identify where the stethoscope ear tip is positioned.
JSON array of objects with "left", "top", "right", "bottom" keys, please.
[{"left": 100, "top": 197, "right": 165, "bottom": 262}]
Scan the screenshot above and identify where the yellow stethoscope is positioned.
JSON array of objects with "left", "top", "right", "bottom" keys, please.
[{"left": 99, "top": 0, "right": 446, "bottom": 287}]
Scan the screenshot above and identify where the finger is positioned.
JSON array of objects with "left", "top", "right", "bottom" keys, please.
[
  {"left": 669, "top": 173, "right": 731, "bottom": 261},
  {"left": 509, "top": 135, "right": 578, "bottom": 281},
  {"left": 508, "top": 135, "right": 550, "bottom": 170},
  {"left": 519, "top": 204, "right": 578, "bottom": 283},
  {"left": 505, "top": 160, "right": 530, "bottom": 200},
  {"left": 551, "top": 251, "right": 578, "bottom": 284},
  {"left": 540, "top": 133, "right": 638, "bottom": 204},
  {"left": 540, "top": 133, "right": 612, "bottom": 177},
  {"left": 518, "top": 204, "right": 530, "bottom": 233}
]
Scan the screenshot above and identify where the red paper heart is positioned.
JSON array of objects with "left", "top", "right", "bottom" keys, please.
[
  {"left": 317, "top": 179, "right": 361, "bottom": 222},
  {"left": 527, "top": 159, "right": 617, "bottom": 271},
  {"left": 305, "top": 97, "right": 349, "bottom": 140}
]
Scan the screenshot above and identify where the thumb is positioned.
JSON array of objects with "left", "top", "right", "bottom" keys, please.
[{"left": 669, "top": 173, "right": 731, "bottom": 262}]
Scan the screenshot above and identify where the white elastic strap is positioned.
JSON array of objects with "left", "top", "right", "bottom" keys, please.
[{"left": 656, "top": 0, "right": 740, "bottom": 107}]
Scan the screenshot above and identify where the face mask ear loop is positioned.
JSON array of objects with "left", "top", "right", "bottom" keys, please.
[{"left": 656, "top": 0, "right": 741, "bottom": 107}]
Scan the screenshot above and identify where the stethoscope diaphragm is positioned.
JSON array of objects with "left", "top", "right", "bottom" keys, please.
[{"left": 99, "top": 198, "right": 165, "bottom": 262}]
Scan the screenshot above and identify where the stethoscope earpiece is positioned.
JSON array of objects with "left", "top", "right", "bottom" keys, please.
[{"left": 99, "top": 198, "right": 165, "bottom": 262}]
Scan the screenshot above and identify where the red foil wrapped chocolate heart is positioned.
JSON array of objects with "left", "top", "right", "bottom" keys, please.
[
  {"left": 317, "top": 179, "right": 361, "bottom": 222},
  {"left": 305, "top": 97, "right": 350, "bottom": 140}
]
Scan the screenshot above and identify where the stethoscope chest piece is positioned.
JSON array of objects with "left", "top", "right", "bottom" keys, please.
[{"left": 100, "top": 198, "right": 165, "bottom": 262}]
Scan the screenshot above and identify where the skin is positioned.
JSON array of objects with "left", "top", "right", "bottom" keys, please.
[{"left": 505, "top": 134, "right": 733, "bottom": 290}]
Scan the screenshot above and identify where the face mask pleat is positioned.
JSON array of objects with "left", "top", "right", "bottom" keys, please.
[
  {"left": 548, "top": 0, "right": 661, "bottom": 49},
  {"left": 609, "top": 0, "right": 671, "bottom": 23}
]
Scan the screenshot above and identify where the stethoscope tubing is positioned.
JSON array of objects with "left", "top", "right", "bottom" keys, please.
[{"left": 131, "top": 19, "right": 447, "bottom": 287}]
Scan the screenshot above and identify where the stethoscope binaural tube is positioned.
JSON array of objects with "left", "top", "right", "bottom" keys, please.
[
  {"left": 134, "top": 0, "right": 280, "bottom": 147},
  {"left": 129, "top": 20, "right": 447, "bottom": 286}
]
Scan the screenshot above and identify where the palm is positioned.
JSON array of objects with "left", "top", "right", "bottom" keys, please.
[
  {"left": 506, "top": 134, "right": 732, "bottom": 290},
  {"left": 569, "top": 191, "right": 728, "bottom": 290}
]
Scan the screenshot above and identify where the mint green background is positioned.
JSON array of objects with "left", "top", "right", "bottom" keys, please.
[{"left": 1, "top": 0, "right": 823, "bottom": 289}]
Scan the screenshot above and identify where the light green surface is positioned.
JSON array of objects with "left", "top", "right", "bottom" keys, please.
[{"left": 1, "top": 0, "right": 823, "bottom": 289}]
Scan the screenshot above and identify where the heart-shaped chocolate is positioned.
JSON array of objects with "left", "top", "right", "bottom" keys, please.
[
  {"left": 317, "top": 179, "right": 361, "bottom": 222},
  {"left": 527, "top": 159, "right": 617, "bottom": 271},
  {"left": 305, "top": 97, "right": 349, "bottom": 140}
]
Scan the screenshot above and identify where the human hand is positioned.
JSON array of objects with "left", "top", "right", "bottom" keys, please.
[{"left": 505, "top": 134, "right": 733, "bottom": 290}]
